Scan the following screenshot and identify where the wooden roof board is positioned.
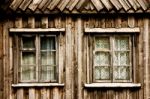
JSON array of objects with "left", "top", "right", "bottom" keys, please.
[
  {"left": 127, "top": 0, "right": 139, "bottom": 10},
  {"left": 110, "top": 0, "right": 122, "bottom": 10},
  {"left": 91, "top": 0, "right": 103, "bottom": 11},
  {"left": 19, "top": 0, "right": 32, "bottom": 11},
  {"left": 38, "top": 0, "right": 49, "bottom": 9},
  {"left": 9, "top": 0, "right": 24, "bottom": 10},
  {"left": 8, "top": 0, "right": 150, "bottom": 13},
  {"left": 41, "top": 0, "right": 52, "bottom": 11},
  {"left": 100, "top": 0, "right": 113, "bottom": 10},
  {"left": 47, "top": 0, "right": 61, "bottom": 10},
  {"left": 57, "top": 0, "right": 70, "bottom": 11},
  {"left": 66, "top": 0, "right": 79, "bottom": 11},
  {"left": 76, "top": 0, "right": 87, "bottom": 10},
  {"left": 137, "top": 0, "right": 149, "bottom": 10},
  {"left": 118, "top": 0, "right": 131, "bottom": 11},
  {"left": 28, "top": 0, "right": 43, "bottom": 11}
]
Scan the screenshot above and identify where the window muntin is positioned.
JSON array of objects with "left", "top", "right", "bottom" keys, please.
[
  {"left": 20, "top": 35, "right": 57, "bottom": 82},
  {"left": 93, "top": 35, "right": 132, "bottom": 82}
]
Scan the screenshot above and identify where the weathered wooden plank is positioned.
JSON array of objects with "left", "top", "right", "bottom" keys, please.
[
  {"left": 47, "top": 0, "right": 61, "bottom": 10},
  {"left": 110, "top": 0, "right": 122, "bottom": 10},
  {"left": 41, "top": 17, "right": 48, "bottom": 28},
  {"left": 65, "top": 17, "right": 73, "bottom": 99},
  {"left": 143, "top": 18, "right": 149, "bottom": 99},
  {"left": 29, "top": 88, "right": 35, "bottom": 99},
  {"left": 0, "top": 22, "right": 3, "bottom": 99},
  {"left": 77, "top": 18, "right": 83, "bottom": 99},
  {"left": 38, "top": 0, "right": 49, "bottom": 9},
  {"left": 84, "top": 83, "right": 141, "bottom": 88},
  {"left": 85, "top": 27, "right": 140, "bottom": 33},
  {"left": 9, "top": 28, "right": 65, "bottom": 32},
  {"left": 41, "top": 88, "right": 47, "bottom": 99},
  {"left": 57, "top": 0, "right": 70, "bottom": 11},
  {"left": 17, "top": 88, "right": 24, "bottom": 99},
  {"left": 137, "top": 18, "right": 144, "bottom": 99},
  {"left": 53, "top": 88, "right": 59, "bottom": 99},
  {"left": 101, "top": 0, "right": 113, "bottom": 10},
  {"left": 19, "top": 0, "right": 32, "bottom": 11},
  {"left": 91, "top": 0, "right": 103, "bottom": 11},
  {"left": 118, "top": 0, "right": 131, "bottom": 11},
  {"left": 66, "top": 0, "right": 79, "bottom": 11},
  {"left": 9, "top": 0, "right": 24, "bottom": 10},
  {"left": 127, "top": 0, "right": 139, "bottom": 10},
  {"left": 76, "top": 0, "right": 86, "bottom": 10},
  {"left": 28, "top": 17, "right": 35, "bottom": 28},
  {"left": 137, "top": 0, "right": 148, "bottom": 10},
  {"left": 28, "top": 0, "right": 43, "bottom": 11},
  {"left": 12, "top": 83, "right": 64, "bottom": 87},
  {"left": 3, "top": 20, "right": 14, "bottom": 99}
]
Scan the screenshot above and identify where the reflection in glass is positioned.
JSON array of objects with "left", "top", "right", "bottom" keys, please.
[
  {"left": 41, "top": 37, "right": 55, "bottom": 50},
  {"left": 22, "top": 37, "right": 35, "bottom": 48},
  {"left": 22, "top": 52, "right": 36, "bottom": 65},
  {"left": 21, "top": 66, "right": 36, "bottom": 81},
  {"left": 40, "top": 66, "right": 56, "bottom": 81}
]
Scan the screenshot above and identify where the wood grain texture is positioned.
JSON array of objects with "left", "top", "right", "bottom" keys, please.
[{"left": 1, "top": 15, "right": 149, "bottom": 99}]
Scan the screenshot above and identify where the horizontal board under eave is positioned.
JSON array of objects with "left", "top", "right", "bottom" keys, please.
[
  {"left": 12, "top": 83, "right": 65, "bottom": 87},
  {"left": 9, "top": 28, "right": 65, "bottom": 32},
  {"left": 84, "top": 83, "right": 141, "bottom": 88},
  {"left": 84, "top": 28, "right": 140, "bottom": 33}
]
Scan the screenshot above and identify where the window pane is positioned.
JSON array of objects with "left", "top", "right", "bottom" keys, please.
[
  {"left": 41, "top": 52, "right": 56, "bottom": 65},
  {"left": 21, "top": 66, "right": 36, "bottom": 81},
  {"left": 22, "top": 37, "right": 35, "bottom": 48},
  {"left": 114, "top": 66, "right": 130, "bottom": 80},
  {"left": 95, "top": 37, "right": 110, "bottom": 50},
  {"left": 95, "top": 66, "right": 110, "bottom": 80},
  {"left": 22, "top": 52, "right": 36, "bottom": 65},
  {"left": 94, "top": 52, "right": 110, "bottom": 66},
  {"left": 40, "top": 66, "right": 56, "bottom": 81},
  {"left": 41, "top": 37, "right": 55, "bottom": 50},
  {"left": 115, "top": 37, "right": 129, "bottom": 50},
  {"left": 114, "top": 52, "right": 130, "bottom": 66}
]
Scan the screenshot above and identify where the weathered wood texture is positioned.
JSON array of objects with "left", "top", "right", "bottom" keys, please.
[{"left": 0, "top": 15, "right": 150, "bottom": 99}]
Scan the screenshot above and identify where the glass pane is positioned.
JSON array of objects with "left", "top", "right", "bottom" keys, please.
[
  {"left": 114, "top": 52, "right": 130, "bottom": 66},
  {"left": 22, "top": 37, "right": 35, "bottom": 48},
  {"left": 95, "top": 66, "right": 110, "bottom": 80},
  {"left": 40, "top": 66, "right": 56, "bottom": 81},
  {"left": 114, "top": 66, "right": 130, "bottom": 80},
  {"left": 41, "top": 52, "right": 56, "bottom": 65},
  {"left": 22, "top": 52, "right": 36, "bottom": 65},
  {"left": 115, "top": 37, "right": 129, "bottom": 50},
  {"left": 21, "top": 66, "right": 36, "bottom": 81},
  {"left": 95, "top": 37, "right": 110, "bottom": 50},
  {"left": 41, "top": 36, "right": 55, "bottom": 50},
  {"left": 94, "top": 52, "right": 110, "bottom": 66}
]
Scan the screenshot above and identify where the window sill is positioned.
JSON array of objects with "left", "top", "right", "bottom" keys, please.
[
  {"left": 84, "top": 83, "right": 141, "bottom": 88},
  {"left": 12, "top": 83, "right": 64, "bottom": 88}
]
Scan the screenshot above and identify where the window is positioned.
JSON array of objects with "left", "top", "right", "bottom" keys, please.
[
  {"left": 93, "top": 35, "right": 133, "bottom": 82},
  {"left": 15, "top": 34, "right": 58, "bottom": 82}
]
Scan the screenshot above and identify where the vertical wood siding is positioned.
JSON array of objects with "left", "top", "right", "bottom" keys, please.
[{"left": 0, "top": 14, "right": 150, "bottom": 99}]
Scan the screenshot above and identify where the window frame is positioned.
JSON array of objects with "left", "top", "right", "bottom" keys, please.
[
  {"left": 10, "top": 28, "right": 65, "bottom": 84},
  {"left": 19, "top": 34, "right": 58, "bottom": 83},
  {"left": 89, "top": 34, "right": 135, "bottom": 83}
]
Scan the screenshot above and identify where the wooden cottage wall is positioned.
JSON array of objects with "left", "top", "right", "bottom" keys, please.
[{"left": 0, "top": 14, "right": 150, "bottom": 99}]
